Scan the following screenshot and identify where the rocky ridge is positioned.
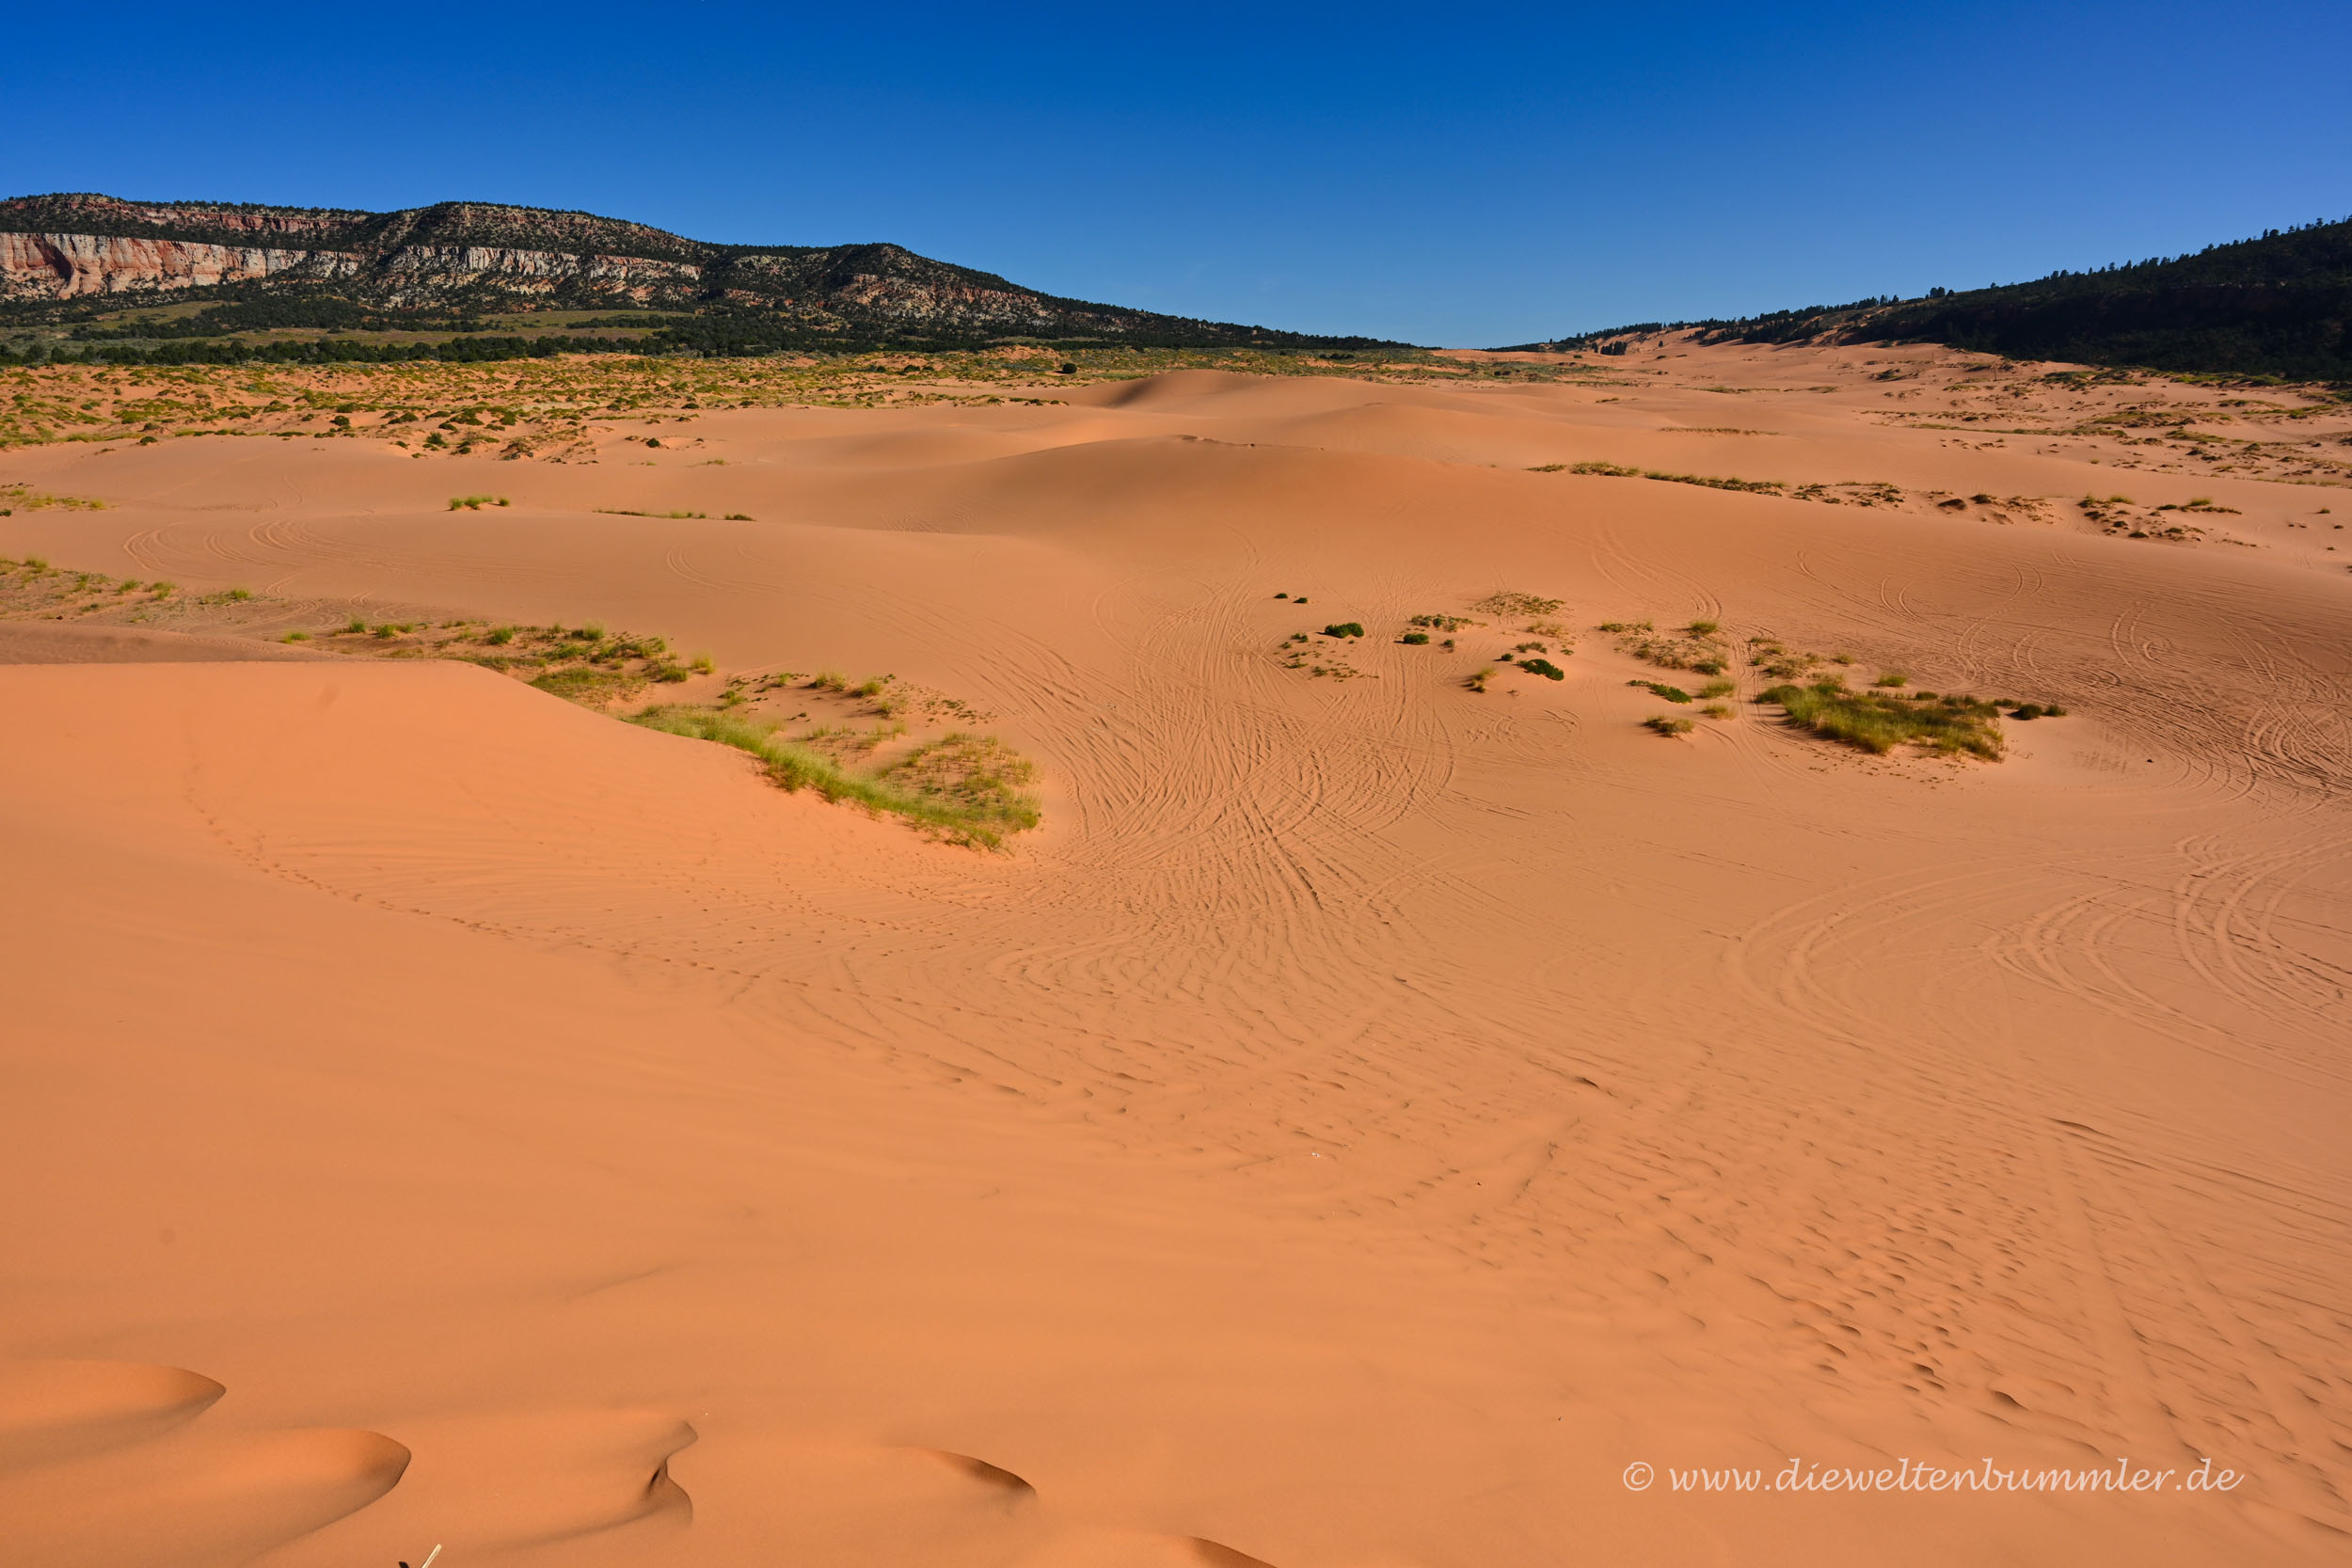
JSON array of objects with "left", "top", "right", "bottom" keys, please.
[{"left": 0, "top": 193, "right": 1342, "bottom": 347}]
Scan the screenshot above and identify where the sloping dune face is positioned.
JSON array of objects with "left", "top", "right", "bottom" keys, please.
[{"left": 3, "top": 343, "right": 2350, "bottom": 1567}]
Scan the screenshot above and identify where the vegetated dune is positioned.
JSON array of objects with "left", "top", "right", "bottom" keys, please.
[{"left": 2, "top": 339, "right": 2349, "bottom": 1568}]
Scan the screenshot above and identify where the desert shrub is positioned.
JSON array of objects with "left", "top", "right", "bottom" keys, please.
[
  {"left": 1701, "top": 702, "right": 1732, "bottom": 718},
  {"left": 447, "top": 494, "right": 508, "bottom": 511},
  {"left": 1688, "top": 619, "right": 1720, "bottom": 636},
  {"left": 1630, "top": 680, "right": 1693, "bottom": 703},
  {"left": 850, "top": 674, "right": 892, "bottom": 697},
  {"left": 1875, "top": 672, "right": 1908, "bottom": 688},
  {"left": 1468, "top": 666, "right": 1495, "bottom": 692},
  {"left": 1645, "top": 715, "right": 1695, "bottom": 736},
  {"left": 1324, "top": 622, "right": 1365, "bottom": 639},
  {"left": 1762, "top": 682, "right": 2003, "bottom": 760},
  {"left": 1699, "top": 678, "right": 1736, "bottom": 699},
  {"left": 1400, "top": 631, "right": 1430, "bottom": 644},
  {"left": 1409, "top": 612, "right": 1470, "bottom": 630},
  {"left": 281, "top": 630, "right": 310, "bottom": 642},
  {"left": 810, "top": 670, "right": 849, "bottom": 692},
  {"left": 1518, "top": 657, "right": 1566, "bottom": 680},
  {"left": 485, "top": 625, "right": 516, "bottom": 645},
  {"left": 1597, "top": 620, "right": 1652, "bottom": 634}
]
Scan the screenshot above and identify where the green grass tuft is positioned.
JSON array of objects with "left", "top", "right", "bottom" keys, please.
[
  {"left": 630, "top": 706, "right": 1038, "bottom": 849},
  {"left": 530, "top": 666, "right": 647, "bottom": 704},
  {"left": 1566, "top": 461, "right": 1785, "bottom": 494},
  {"left": 1762, "top": 682, "right": 2003, "bottom": 760},
  {"left": 1471, "top": 591, "right": 1565, "bottom": 617}
]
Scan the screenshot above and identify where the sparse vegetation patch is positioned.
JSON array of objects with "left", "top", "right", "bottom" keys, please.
[
  {"left": 1762, "top": 681, "right": 2006, "bottom": 760},
  {"left": 630, "top": 706, "right": 1037, "bottom": 848},
  {"left": 0, "top": 483, "right": 106, "bottom": 513},
  {"left": 1471, "top": 591, "right": 1564, "bottom": 618}
]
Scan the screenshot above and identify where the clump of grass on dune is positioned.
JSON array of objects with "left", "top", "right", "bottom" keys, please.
[
  {"left": 630, "top": 705, "right": 1039, "bottom": 848},
  {"left": 0, "top": 483, "right": 106, "bottom": 513},
  {"left": 1560, "top": 460, "right": 1786, "bottom": 494},
  {"left": 1762, "top": 680, "right": 2004, "bottom": 760},
  {"left": 1471, "top": 590, "right": 1564, "bottom": 618},
  {"left": 883, "top": 733, "right": 1041, "bottom": 839},
  {"left": 531, "top": 665, "right": 653, "bottom": 704}
]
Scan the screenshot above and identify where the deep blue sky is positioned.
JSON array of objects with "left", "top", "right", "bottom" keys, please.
[{"left": 11, "top": 2, "right": 2349, "bottom": 345}]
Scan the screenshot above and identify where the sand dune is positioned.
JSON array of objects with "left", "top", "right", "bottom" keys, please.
[{"left": 2, "top": 341, "right": 2348, "bottom": 1566}]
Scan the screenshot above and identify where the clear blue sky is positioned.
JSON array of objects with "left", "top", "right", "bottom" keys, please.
[{"left": 11, "top": 1, "right": 2348, "bottom": 345}]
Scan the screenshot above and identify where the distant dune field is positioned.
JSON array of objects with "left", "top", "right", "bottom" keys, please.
[{"left": 3, "top": 340, "right": 2348, "bottom": 1568}]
